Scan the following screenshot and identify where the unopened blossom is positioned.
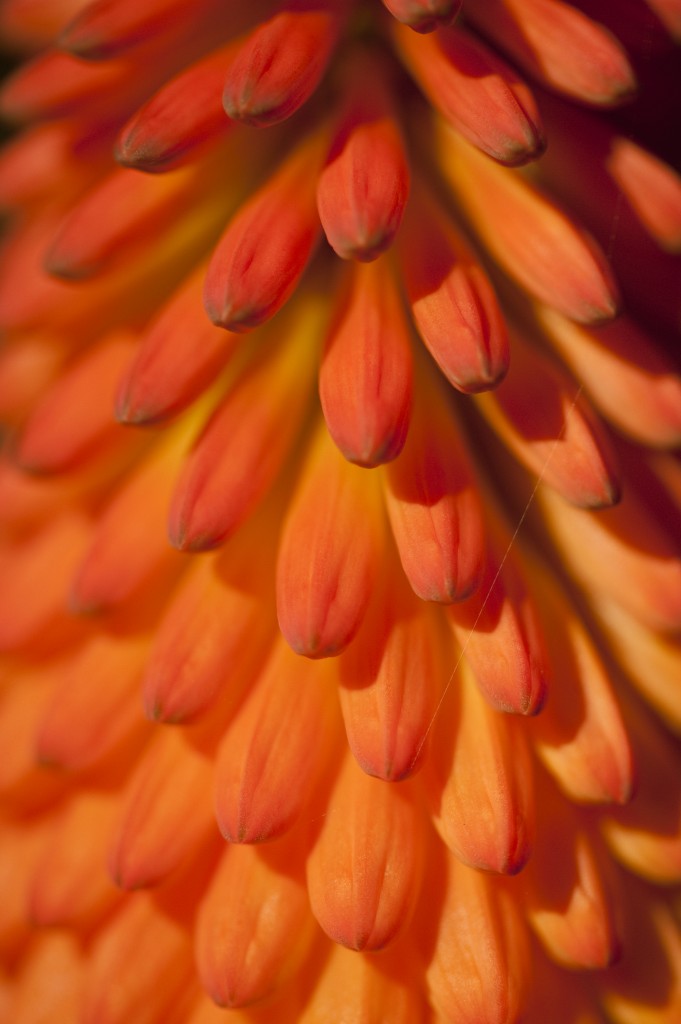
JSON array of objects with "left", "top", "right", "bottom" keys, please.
[{"left": 0, "top": 0, "right": 681, "bottom": 1022}]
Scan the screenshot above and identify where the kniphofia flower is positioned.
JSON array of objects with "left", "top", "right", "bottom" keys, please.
[{"left": 0, "top": 0, "right": 681, "bottom": 1021}]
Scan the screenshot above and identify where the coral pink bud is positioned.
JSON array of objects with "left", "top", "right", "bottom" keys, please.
[
  {"left": 382, "top": 0, "right": 462, "bottom": 33},
  {"left": 204, "top": 134, "right": 324, "bottom": 331},
  {"left": 306, "top": 751, "right": 423, "bottom": 950},
  {"left": 398, "top": 188, "right": 509, "bottom": 392},
  {"left": 222, "top": 2, "right": 343, "bottom": 128},
  {"left": 394, "top": 21, "right": 545, "bottom": 166},
  {"left": 320, "top": 257, "right": 413, "bottom": 466},
  {"left": 276, "top": 423, "right": 383, "bottom": 658},
  {"left": 529, "top": 559, "right": 633, "bottom": 805},
  {"left": 384, "top": 381, "right": 486, "bottom": 603},
  {"left": 317, "top": 50, "right": 411, "bottom": 260}
]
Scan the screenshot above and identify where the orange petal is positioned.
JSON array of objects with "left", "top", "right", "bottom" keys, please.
[
  {"left": 425, "top": 661, "right": 534, "bottom": 874},
  {"left": 608, "top": 136, "right": 681, "bottom": 252},
  {"left": 70, "top": 427, "right": 190, "bottom": 612},
  {"left": 474, "top": 324, "right": 620, "bottom": 508},
  {"left": 276, "top": 422, "right": 383, "bottom": 658},
  {"left": 397, "top": 188, "right": 509, "bottom": 392},
  {"left": 427, "top": 854, "right": 532, "bottom": 1023},
  {"left": 307, "top": 750, "right": 423, "bottom": 950},
  {"left": 45, "top": 163, "right": 200, "bottom": 280},
  {"left": 467, "top": 0, "right": 636, "bottom": 106},
  {"left": 203, "top": 132, "right": 324, "bottom": 331},
  {"left": 196, "top": 837, "right": 316, "bottom": 1008},
  {"left": 534, "top": 472, "right": 681, "bottom": 634},
  {"left": 213, "top": 637, "right": 340, "bottom": 843},
  {"left": 5, "top": 932, "right": 84, "bottom": 1024},
  {"left": 601, "top": 877, "right": 681, "bottom": 1024},
  {"left": 317, "top": 48, "right": 410, "bottom": 260},
  {"left": 116, "top": 263, "right": 240, "bottom": 425},
  {"left": 447, "top": 539, "right": 549, "bottom": 716},
  {"left": 439, "top": 125, "right": 620, "bottom": 323},
  {"left": 0, "top": 510, "right": 91, "bottom": 653},
  {"left": 81, "top": 888, "right": 198, "bottom": 1024},
  {"left": 59, "top": 0, "right": 224, "bottom": 59},
  {"left": 525, "top": 777, "right": 621, "bottom": 969},
  {"left": 222, "top": 1, "right": 343, "bottom": 127},
  {"left": 529, "top": 563, "right": 633, "bottom": 805},
  {"left": 169, "top": 298, "right": 319, "bottom": 550},
  {"left": 116, "top": 43, "right": 237, "bottom": 172},
  {"left": 537, "top": 306, "right": 681, "bottom": 449},
  {"left": 16, "top": 330, "right": 137, "bottom": 473},
  {"left": 143, "top": 534, "right": 276, "bottom": 724},
  {"left": 36, "top": 631, "right": 150, "bottom": 772},
  {"left": 394, "top": 21, "right": 545, "bottom": 166},
  {"left": 602, "top": 701, "right": 681, "bottom": 884},
  {"left": 0, "top": 665, "right": 65, "bottom": 810},
  {"left": 383, "top": 379, "right": 485, "bottom": 603},
  {"left": 108, "top": 724, "right": 215, "bottom": 890},
  {"left": 339, "top": 563, "right": 445, "bottom": 781},
  {"left": 29, "top": 790, "right": 121, "bottom": 928},
  {"left": 300, "top": 941, "right": 427, "bottom": 1023},
  {"left": 319, "top": 257, "right": 412, "bottom": 466}
]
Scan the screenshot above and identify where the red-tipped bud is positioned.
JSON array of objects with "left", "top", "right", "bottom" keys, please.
[
  {"left": 475, "top": 325, "right": 620, "bottom": 508},
  {"left": 214, "top": 638, "right": 339, "bottom": 843},
  {"left": 440, "top": 126, "right": 620, "bottom": 324},
  {"left": 320, "top": 257, "right": 412, "bottom": 467},
  {"left": 383, "top": 378, "right": 486, "bottom": 603},
  {"left": 169, "top": 300, "right": 318, "bottom": 550},
  {"left": 116, "top": 43, "right": 237, "bottom": 172},
  {"left": 339, "top": 564, "right": 444, "bottom": 781},
  {"left": 276, "top": 423, "right": 383, "bottom": 658},
  {"left": 398, "top": 188, "right": 509, "bottom": 392},
  {"left": 394, "top": 21, "right": 545, "bottom": 166},
  {"left": 204, "top": 133, "right": 324, "bottom": 331},
  {"left": 222, "top": 2, "right": 343, "bottom": 127},
  {"left": 425, "top": 661, "right": 535, "bottom": 874},
  {"left": 317, "top": 49, "right": 410, "bottom": 260},
  {"left": 466, "top": 0, "right": 636, "bottom": 106},
  {"left": 447, "top": 541, "right": 549, "bottom": 716},
  {"left": 116, "top": 264, "right": 239, "bottom": 425}
]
